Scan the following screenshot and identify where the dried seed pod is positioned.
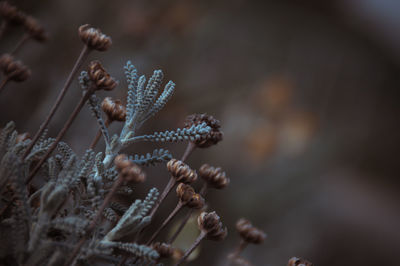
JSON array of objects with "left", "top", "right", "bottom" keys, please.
[
  {"left": 78, "top": 24, "right": 112, "bottom": 51},
  {"left": 152, "top": 242, "right": 173, "bottom": 259},
  {"left": 236, "top": 218, "right": 266, "bottom": 244},
  {"left": 199, "top": 164, "right": 230, "bottom": 189},
  {"left": 88, "top": 61, "right": 117, "bottom": 91},
  {"left": 184, "top": 113, "right": 223, "bottom": 148},
  {"left": 24, "top": 15, "right": 47, "bottom": 42},
  {"left": 101, "top": 97, "right": 126, "bottom": 122},
  {"left": 288, "top": 257, "right": 313, "bottom": 266},
  {"left": 114, "top": 154, "right": 146, "bottom": 183},
  {"left": 198, "top": 211, "right": 227, "bottom": 241},
  {"left": 114, "top": 154, "right": 131, "bottom": 171},
  {"left": 176, "top": 183, "right": 204, "bottom": 209},
  {"left": 16, "top": 132, "right": 30, "bottom": 143},
  {"left": 0, "top": 54, "right": 31, "bottom": 82},
  {"left": 120, "top": 164, "right": 146, "bottom": 183},
  {"left": 167, "top": 158, "right": 197, "bottom": 183},
  {"left": 0, "top": 1, "right": 25, "bottom": 25}
]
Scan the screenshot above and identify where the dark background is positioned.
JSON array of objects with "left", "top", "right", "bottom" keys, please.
[{"left": 1, "top": 0, "right": 400, "bottom": 265}]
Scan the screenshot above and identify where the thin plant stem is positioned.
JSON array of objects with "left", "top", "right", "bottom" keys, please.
[
  {"left": 168, "top": 183, "right": 207, "bottom": 244},
  {"left": 0, "top": 78, "right": 9, "bottom": 95},
  {"left": 231, "top": 239, "right": 248, "bottom": 259},
  {"left": 175, "top": 231, "right": 207, "bottom": 266},
  {"left": 0, "top": 20, "right": 8, "bottom": 40},
  {"left": 146, "top": 201, "right": 184, "bottom": 245},
  {"left": 148, "top": 142, "right": 196, "bottom": 218},
  {"left": 10, "top": 33, "right": 30, "bottom": 55},
  {"left": 65, "top": 176, "right": 124, "bottom": 266},
  {"left": 89, "top": 118, "right": 111, "bottom": 149},
  {"left": 22, "top": 45, "right": 90, "bottom": 159},
  {"left": 25, "top": 89, "right": 94, "bottom": 184}
]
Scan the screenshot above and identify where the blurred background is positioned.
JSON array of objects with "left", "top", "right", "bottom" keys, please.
[{"left": 1, "top": 0, "right": 400, "bottom": 265}]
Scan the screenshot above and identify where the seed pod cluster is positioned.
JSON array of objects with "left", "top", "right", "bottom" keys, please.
[
  {"left": 0, "top": 1, "right": 25, "bottom": 25},
  {"left": 0, "top": 54, "right": 31, "bottom": 82},
  {"left": 101, "top": 97, "right": 126, "bottom": 122},
  {"left": 167, "top": 159, "right": 197, "bottom": 183},
  {"left": 152, "top": 242, "right": 174, "bottom": 259},
  {"left": 24, "top": 15, "right": 47, "bottom": 42},
  {"left": 78, "top": 24, "right": 112, "bottom": 51},
  {"left": 114, "top": 154, "right": 146, "bottom": 183},
  {"left": 287, "top": 257, "right": 313, "bottom": 266},
  {"left": 184, "top": 114, "right": 223, "bottom": 148},
  {"left": 198, "top": 211, "right": 227, "bottom": 241},
  {"left": 236, "top": 218, "right": 266, "bottom": 244},
  {"left": 88, "top": 61, "right": 117, "bottom": 91},
  {"left": 199, "top": 164, "right": 229, "bottom": 189},
  {"left": 176, "top": 183, "right": 204, "bottom": 209}
]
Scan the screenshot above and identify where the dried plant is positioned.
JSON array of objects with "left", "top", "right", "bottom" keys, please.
[{"left": 0, "top": 2, "right": 313, "bottom": 266}]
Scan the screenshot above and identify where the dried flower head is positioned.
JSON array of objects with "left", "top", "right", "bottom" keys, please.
[
  {"left": 198, "top": 211, "right": 227, "bottom": 241},
  {"left": 152, "top": 242, "right": 174, "bottom": 258},
  {"left": 236, "top": 218, "right": 266, "bottom": 244},
  {"left": 16, "top": 132, "right": 30, "bottom": 143},
  {"left": 184, "top": 114, "right": 223, "bottom": 148},
  {"left": 114, "top": 154, "right": 146, "bottom": 183},
  {"left": 88, "top": 61, "right": 117, "bottom": 91},
  {"left": 0, "top": 1, "right": 25, "bottom": 25},
  {"left": 78, "top": 24, "right": 112, "bottom": 51},
  {"left": 167, "top": 158, "right": 197, "bottom": 183},
  {"left": 101, "top": 97, "right": 126, "bottom": 122},
  {"left": 176, "top": 183, "right": 205, "bottom": 209},
  {"left": 199, "top": 164, "right": 230, "bottom": 189},
  {"left": 288, "top": 257, "right": 313, "bottom": 266},
  {"left": 24, "top": 15, "right": 47, "bottom": 42},
  {"left": 0, "top": 54, "right": 31, "bottom": 82}
]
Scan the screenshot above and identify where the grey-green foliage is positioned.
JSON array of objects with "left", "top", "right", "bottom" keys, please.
[
  {"left": 0, "top": 60, "right": 201, "bottom": 265},
  {"left": 104, "top": 187, "right": 159, "bottom": 241}
]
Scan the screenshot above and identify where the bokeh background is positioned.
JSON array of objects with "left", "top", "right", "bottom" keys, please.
[{"left": 1, "top": 0, "right": 400, "bottom": 265}]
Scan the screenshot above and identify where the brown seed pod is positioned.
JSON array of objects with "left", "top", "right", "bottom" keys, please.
[
  {"left": 78, "top": 24, "right": 112, "bottom": 51},
  {"left": 16, "top": 132, "right": 30, "bottom": 143},
  {"left": 0, "top": 1, "right": 26, "bottom": 25},
  {"left": 101, "top": 97, "right": 126, "bottom": 122},
  {"left": 0, "top": 54, "right": 30, "bottom": 82},
  {"left": 288, "top": 257, "right": 313, "bottom": 266},
  {"left": 198, "top": 211, "right": 227, "bottom": 241},
  {"left": 88, "top": 61, "right": 117, "bottom": 91},
  {"left": 114, "top": 154, "right": 146, "bottom": 183},
  {"left": 167, "top": 159, "right": 197, "bottom": 183},
  {"left": 152, "top": 242, "right": 174, "bottom": 259},
  {"left": 114, "top": 154, "right": 131, "bottom": 171},
  {"left": 199, "top": 164, "right": 230, "bottom": 189},
  {"left": 24, "top": 15, "right": 47, "bottom": 42},
  {"left": 176, "top": 183, "right": 204, "bottom": 209},
  {"left": 184, "top": 113, "right": 223, "bottom": 148},
  {"left": 236, "top": 218, "right": 266, "bottom": 244}
]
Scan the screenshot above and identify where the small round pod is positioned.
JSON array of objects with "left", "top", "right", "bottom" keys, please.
[
  {"left": 236, "top": 218, "right": 266, "bottom": 244},
  {"left": 87, "top": 61, "right": 118, "bottom": 91},
  {"left": 0, "top": 54, "right": 31, "bottom": 82},
  {"left": 167, "top": 158, "right": 197, "bottom": 183},
  {"left": 101, "top": 97, "right": 126, "bottom": 122},
  {"left": 78, "top": 24, "right": 112, "bottom": 51},
  {"left": 152, "top": 242, "right": 174, "bottom": 259},
  {"left": 199, "top": 164, "right": 230, "bottom": 189},
  {"left": 184, "top": 113, "right": 223, "bottom": 148},
  {"left": 198, "top": 211, "right": 227, "bottom": 241}
]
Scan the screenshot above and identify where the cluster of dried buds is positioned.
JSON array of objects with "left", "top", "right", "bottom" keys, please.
[
  {"left": 176, "top": 183, "right": 204, "bottom": 209},
  {"left": 114, "top": 154, "right": 146, "bottom": 183},
  {"left": 0, "top": 1, "right": 47, "bottom": 41},
  {"left": 198, "top": 211, "right": 227, "bottom": 241},
  {"left": 236, "top": 218, "right": 266, "bottom": 244},
  {"left": 78, "top": 24, "right": 112, "bottom": 51},
  {"left": 87, "top": 61, "right": 118, "bottom": 91},
  {"left": 167, "top": 158, "right": 198, "bottom": 183},
  {"left": 101, "top": 97, "right": 126, "bottom": 122},
  {"left": 199, "top": 163, "right": 230, "bottom": 189},
  {"left": 184, "top": 114, "right": 223, "bottom": 148},
  {"left": 0, "top": 54, "right": 30, "bottom": 82}
]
